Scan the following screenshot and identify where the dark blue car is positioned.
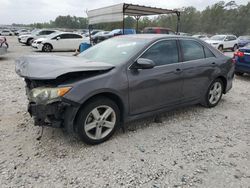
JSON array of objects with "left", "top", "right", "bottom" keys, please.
[
  {"left": 234, "top": 44, "right": 250, "bottom": 75},
  {"left": 238, "top": 36, "right": 250, "bottom": 47}
]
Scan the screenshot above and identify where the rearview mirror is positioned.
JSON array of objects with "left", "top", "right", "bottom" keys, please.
[
  {"left": 56, "top": 37, "right": 61, "bottom": 40},
  {"left": 132, "top": 58, "right": 155, "bottom": 69}
]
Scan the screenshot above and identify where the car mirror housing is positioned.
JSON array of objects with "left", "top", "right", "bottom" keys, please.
[
  {"left": 56, "top": 37, "right": 61, "bottom": 40},
  {"left": 132, "top": 58, "right": 155, "bottom": 69}
]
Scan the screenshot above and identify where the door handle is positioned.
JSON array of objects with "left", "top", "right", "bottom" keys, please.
[
  {"left": 211, "top": 62, "right": 216, "bottom": 66},
  {"left": 175, "top": 68, "right": 182, "bottom": 74}
]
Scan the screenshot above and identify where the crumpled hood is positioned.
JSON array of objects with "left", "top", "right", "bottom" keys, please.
[
  {"left": 205, "top": 40, "right": 221, "bottom": 44},
  {"left": 15, "top": 55, "right": 115, "bottom": 80}
]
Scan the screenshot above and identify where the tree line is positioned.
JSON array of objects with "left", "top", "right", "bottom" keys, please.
[{"left": 12, "top": 1, "right": 250, "bottom": 36}]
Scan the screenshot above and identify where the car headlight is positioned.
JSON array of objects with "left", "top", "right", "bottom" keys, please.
[
  {"left": 29, "top": 87, "right": 71, "bottom": 104},
  {"left": 212, "top": 43, "right": 219, "bottom": 45},
  {"left": 37, "top": 41, "right": 42, "bottom": 44}
]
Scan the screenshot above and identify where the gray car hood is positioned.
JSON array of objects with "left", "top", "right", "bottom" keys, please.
[{"left": 15, "top": 55, "right": 115, "bottom": 80}]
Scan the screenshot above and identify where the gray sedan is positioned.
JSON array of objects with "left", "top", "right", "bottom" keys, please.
[{"left": 16, "top": 34, "right": 235, "bottom": 144}]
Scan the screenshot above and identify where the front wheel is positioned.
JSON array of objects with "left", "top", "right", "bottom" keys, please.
[
  {"left": 218, "top": 45, "right": 223, "bottom": 52},
  {"left": 75, "top": 97, "right": 120, "bottom": 145},
  {"left": 203, "top": 79, "right": 224, "bottom": 108},
  {"left": 42, "top": 44, "right": 52, "bottom": 52},
  {"left": 232, "top": 44, "right": 238, "bottom": 52}
]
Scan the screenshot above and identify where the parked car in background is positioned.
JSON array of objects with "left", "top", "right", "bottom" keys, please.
[
  {"left": 91, "top": 31, "right": 110, "bottom": 44},
  {"left": 0, "top": 37, "right": 8, "bottom": 56},
  {"left": 192, "top": 34, "right": 209, "bottom": 40},
  {"left": 32, "top": 32, "right": 84, "bottom": 52},
  {"left": 84, "top": 30, "right": 103, "bottom": 37},
  {"left": 0, "top": 30, "right": 14, "bottom": 36},
  {"left": 95, "top": 29, "right": 136, "bottom": 42},
  {"left": 15, "top": 29, "right": 30, "bottom": 36},
  {"left": 143, "top": 27, "right": 175, "bottom": 34},
  {"left": 19, "top": 29, "right": 57, "bottom": 46},
  {"left": 238, "top": 35, "right": 250, "bottom": 47},
  {"left": 234, "top": 44, "right": 250, "bottom": 76},
  {"left": 16, "top": 34, "right": 234, "bottom": 144},
  {"left": 178, "top": 32, "right": 192, "bottom": 36},
  {"left": 206, "top": 35, "right": 238, "bottom": 51}
]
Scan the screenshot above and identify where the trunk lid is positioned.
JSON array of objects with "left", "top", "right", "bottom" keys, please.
[{"left": 239, "top": 47, "right": 250, "bottom": 63}]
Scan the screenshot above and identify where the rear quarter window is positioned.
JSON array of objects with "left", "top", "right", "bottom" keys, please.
[{"left": 180, "top": 40, "right": 205, "bottom": 61}]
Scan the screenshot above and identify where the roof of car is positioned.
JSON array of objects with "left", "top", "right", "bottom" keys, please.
[{"left": 117, "top": 34, "right": 195, "bottom": 40}]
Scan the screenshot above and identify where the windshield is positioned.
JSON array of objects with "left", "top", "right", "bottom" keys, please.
[
  {"left": 31, "top": 29, "right": 41, "bottom": 35},
  {"left": 238, "top": 36, "right": 250, "bottom": 40},
  {"left": 79, "top": 37, "right": 150, "bottom": 65},
  {"left": 210, "top": 35, "right": 226, "bottom": 41},
  {"left": 47, "top": 32, "right": 60, "bottom": 39}
]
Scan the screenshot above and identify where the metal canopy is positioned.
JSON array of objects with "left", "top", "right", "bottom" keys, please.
[
  {"left": 87, "top": 3, "right": 181, "bottom": 35},
  {"left": 87, "top": 3, "right": 180, "bottom": 22}
]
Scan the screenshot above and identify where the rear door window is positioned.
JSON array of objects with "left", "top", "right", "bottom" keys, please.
[
  {"left": 69, "top": 34, "right": 82, "bottom": 39},
  {"left": 180, "top": 40, "right": 205, "bottom": 61},
  {"left": 141, "top": 40, "right": 179, "bottom": 66}
]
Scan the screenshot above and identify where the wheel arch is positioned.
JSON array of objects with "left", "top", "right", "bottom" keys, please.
[
  {"left": 43, "top": 42, "right": 53, "bottom": 49},
  {"left": 216, "top": 75, "right": 227, "bottom": 94},
  {"left": 73, "top": 92, "right": 125, "bottom": 131}
]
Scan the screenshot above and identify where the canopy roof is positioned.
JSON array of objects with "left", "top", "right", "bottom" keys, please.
[{"left": 87, "top": 3, "right": 180, "bottom": 25}]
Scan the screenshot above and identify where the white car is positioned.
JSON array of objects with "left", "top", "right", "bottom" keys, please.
[
  {"left": 0, "top": 30, "right": 14, "bottom": 36},
  {"left": 192, "top": 34, "right": 209, "bottom": 41},
  {"left": 19, "top": 29, "right": 57, "bottom": 46},
  {"left": 205, "top": 35, "right": 238, "bottom": 51},
  {"left": 15, "top": 29, "right": 31, "bottom": 36},
  {"left": 32, "top": 32, "right": 85, "bottom": 52}
]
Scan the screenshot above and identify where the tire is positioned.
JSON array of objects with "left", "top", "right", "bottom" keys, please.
[
  {"left": 75, "top": 97, "right": 120, "bottom": 145},
  {"left": 235, "top": 72, "right": 244, "bottom": 76},
  {"left": 42, "top": 43, "right": 52, "bottom": 52},
  {"left": 203, "top": 79, "right": 224, "bottom": 108},
  {"left": 26, "top": 38, "right": 33, "bottom": 46},
  {"left": 232, "top": 44, "right": 238, "bottom": 52},
  {"left": 218, "top": 45, "right": 223, "bottom": 52}
]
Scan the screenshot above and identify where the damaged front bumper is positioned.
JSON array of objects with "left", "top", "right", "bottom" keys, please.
[{"left": 28, "top": 100, "right": 80, "bottom": 132}]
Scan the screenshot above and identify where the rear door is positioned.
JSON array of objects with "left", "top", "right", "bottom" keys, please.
[
  {"left": 51, "top": 34, "right": 68, "bottom": 50},
  {"left": 127, "top": 39, "right": 183, "bottom": 115},
  {"left": 179, "top": 39, "right": 217, "bottom": 102}
]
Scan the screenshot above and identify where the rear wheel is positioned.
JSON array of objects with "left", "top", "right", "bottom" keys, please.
[
  {"left": 27, "top": 38, "right": 33, "bottom": 46},
  {"left": 42, "top": 44, "right": 52, "bottom": 52},
  {"left": 75, "top": 97, "right": 120, "bottom": 145},
  {"left": 203, "top": 79, "right": 224, "bottom": 108}
]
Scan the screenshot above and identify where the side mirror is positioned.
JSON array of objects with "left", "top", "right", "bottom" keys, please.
[
  {"left": 224, "top": 38, "right": 229, "bottom": 41},
  {"left": 132, "top": 58, "right": 155, "bottom": 69},
  {"left": 56, "top": 37, "right": 61, "bottom": 40}
]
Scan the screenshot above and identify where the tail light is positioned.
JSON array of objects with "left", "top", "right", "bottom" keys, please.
[{"left": 234, "top": 51, "right": 244, "bottom": 58}]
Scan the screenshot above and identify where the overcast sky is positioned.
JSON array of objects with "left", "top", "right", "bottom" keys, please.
[{"left": 0, "top": 0, "right": 248, "bottom": 25}]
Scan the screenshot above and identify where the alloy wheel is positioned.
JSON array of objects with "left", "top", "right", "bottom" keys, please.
[
  {"left": 84, "top": 105, "right": 116, "bottom": 140},
  {"left": 208, "top": 81, "right": 222, "bottom": 105}
]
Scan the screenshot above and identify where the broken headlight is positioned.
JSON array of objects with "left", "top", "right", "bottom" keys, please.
[{"left": 29, "top": 87, "right": 71, "bottom": 104}]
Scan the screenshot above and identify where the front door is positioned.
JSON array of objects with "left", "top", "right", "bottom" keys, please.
[{"left": 127, "top": 39, "right": 183, "bottom": 115}]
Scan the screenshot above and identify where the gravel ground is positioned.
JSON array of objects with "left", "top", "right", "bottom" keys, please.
[{"left": 0, "top": 36, "right": 249, "bottom": 188}]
